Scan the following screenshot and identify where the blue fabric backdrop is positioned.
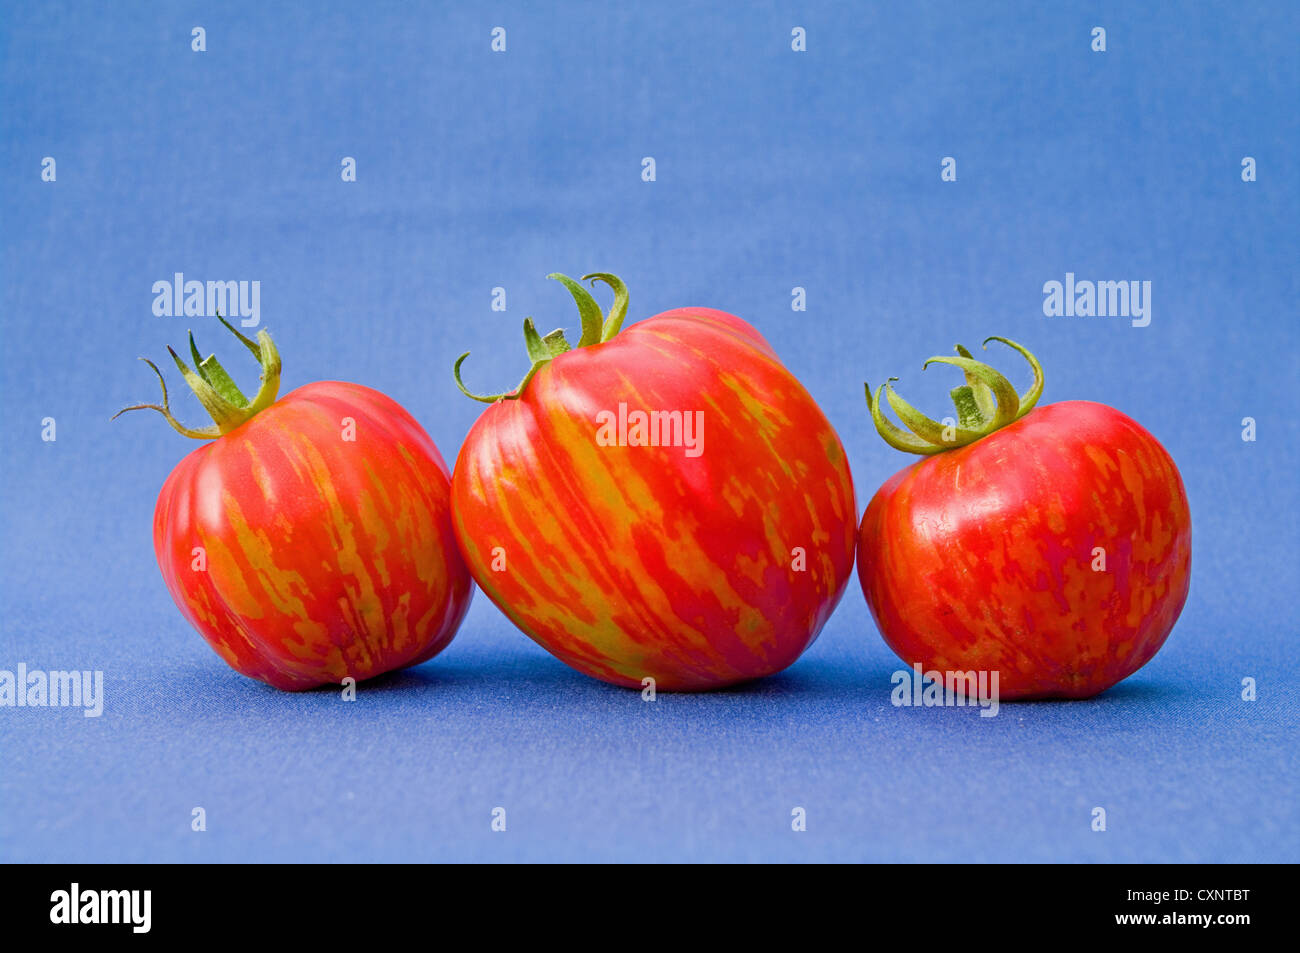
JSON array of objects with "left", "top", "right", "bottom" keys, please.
[{"left": 1, "top": 1, "right": 1296, "bottom": 861}]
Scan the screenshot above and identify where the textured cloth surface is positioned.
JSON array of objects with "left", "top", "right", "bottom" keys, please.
[{"left": 1, "top": 1, "right": 1296, "bottom": 862}]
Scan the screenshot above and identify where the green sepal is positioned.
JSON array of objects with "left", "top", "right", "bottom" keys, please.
[
  {"left": 582, "top": 272, "right": 630, "bottom": 341},
  {"left": 189, "top": 330, "right": 249, "bottom": 406},
  {"left": 884, "top": 376, "right": 991, "bottom": 448},
  {"left": 865, "top": 382, "right": 947, "bottom": 456},
  {"left": 113, "top": 314, "right": 282, "bottom": 439},
  {"left": 866, "top": 337, "right": 1047, "bottom": 456},
  {"left": 452, "top": 272, "right": 627, "bottom": 403},
  {"left": 949, "top": 385, "right": 985, "bottom": 430},
  {"left": 548, "top": 273, "right": 605, "bottom": 348},
  {"left": 955, "top": 344, "right": 996, "bottom": 420},
  {"left": 920, "top": 355, "right": 1019, "bottom": 431},
  {"left": 984, "top": 336, "right": 1044, "bottom": 420}
]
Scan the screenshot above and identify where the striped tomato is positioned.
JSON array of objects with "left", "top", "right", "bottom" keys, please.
[
  {"left": 858, "top": 338, "right": 1191, "bottom": 699},
  {"left": 117, "top": 319, "right": 472, "bottom": 690},
  {"left": 451, "top": 273, "right": 857, "bottom": 690}
]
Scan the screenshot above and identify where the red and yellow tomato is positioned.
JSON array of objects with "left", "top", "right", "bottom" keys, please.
[
  {"left": 450, "top": 273, "right": 857, "bottom": 690},
  {"left": 857, "top": 338, "right": 1191, "bottom": 699},
  {"left": 119, "top": 319, "right": 472, "bottom": 690}
]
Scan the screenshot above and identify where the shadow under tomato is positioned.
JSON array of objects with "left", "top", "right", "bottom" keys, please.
[
  {"left": 700, "top": 662, "right": 891, "bottom": 700},
  {"left": 381, "top": 650, "right": 900, "bottom": 703},
  {"left": 958, "top": 674, "right": 1199, "bottom": 713},
  {"left": 1073, "top": 676, "right": 1197, "bottom": 705},
  {"left": 162, "top": 647, "right": 1195, "bottom": 711}
]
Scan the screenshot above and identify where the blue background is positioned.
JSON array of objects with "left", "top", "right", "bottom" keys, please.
[{"left": 2, "top": 1, "right": 1296, "bottom": 862}]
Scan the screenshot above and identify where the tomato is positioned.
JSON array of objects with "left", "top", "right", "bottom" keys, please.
[
  {"left": 450, "top": 273, "right": 857, "bottom": 690},
  {"left": 857, "top": 338, "right": 1191, "bottom": 699},
  {"left": 117, "top": 319, "right": 473, "bottom": 690}
]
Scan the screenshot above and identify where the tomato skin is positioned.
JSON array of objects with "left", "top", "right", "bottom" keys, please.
[
  {"left": 857, "top": 400, "right": 1191, "bottom": 700},
  {"left": 451, "top": 308, "right": 857, "bottom": 691},
  {"left": 154, "top": 381, "right": 473, "bottom": 690}
]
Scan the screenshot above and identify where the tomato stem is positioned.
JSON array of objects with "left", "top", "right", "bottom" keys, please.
[
  {"left": 112, "top": 315, "right": 282, "bottom": 439},
  {"left": 866, "top": 337, "right": 1045, "bottom": 455},
  {"left": 453, "top": 271, "right": 629, "bottom": 403}
]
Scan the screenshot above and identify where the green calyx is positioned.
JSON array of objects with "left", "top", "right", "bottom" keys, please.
[
  {"left": 865, "top": 336, "right": 1044, "bottom": 455},
  {"left": 112, "top": 314, "right": 282, "bottom": 439},
  {"left": 454, "top": 272, "right": 629, "bottom": 403}
]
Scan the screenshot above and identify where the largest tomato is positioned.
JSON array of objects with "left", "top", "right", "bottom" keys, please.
[
  {"left": 857, "top": 337, "right": 1191, "bottom": 699},
  {"left": 451, "top": 273, "right": 857, "bottom": 690},
  {"left": 117, "top": 318, "right": 473, "bottom": 690}
]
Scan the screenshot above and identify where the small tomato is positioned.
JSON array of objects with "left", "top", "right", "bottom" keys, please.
[
  {"left": 857, "top": 338, "right": 1191, "bottom": 699},
  {"left": 118, "top": 319, "right": 472, "bottom": 690}
]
